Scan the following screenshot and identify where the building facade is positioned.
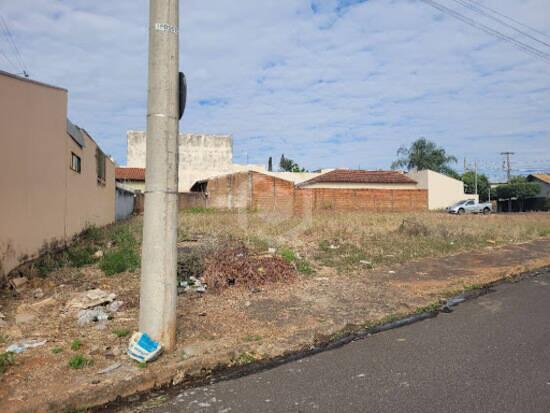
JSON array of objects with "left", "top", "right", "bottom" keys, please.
[
  {"left": 0, "top": 71, "right": 115, "bottom": 279},
  {"left": 406, "top": 168, "right": 477, "bottom": 210},
  {"left": 126, "top": 131, "right": 265, "bottom": 192}
]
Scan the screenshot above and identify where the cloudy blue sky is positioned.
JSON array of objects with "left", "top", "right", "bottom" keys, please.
[{"left": 1, "top": 0, "right": 549, "bottom": 180}]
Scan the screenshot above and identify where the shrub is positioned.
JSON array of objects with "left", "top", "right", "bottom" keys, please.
[
  {"left": 66, "top": 246, "right": 97, "bottom": 267},
  {"left": 80, "top": 225, "right": 103, "bottom": 242}
]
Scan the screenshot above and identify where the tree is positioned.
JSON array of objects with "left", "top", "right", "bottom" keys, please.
[
  {"left": 495, "top": 176, "right": 540, "bottom": 211},
  {"left": 391, "top": 138, "right": 458, "bottom": 177},
  {"left": 268, "top": 156, "right": 273, "bottom": 172},
  {"left": 462, "top": 171, "right": 490, "bottom": 201},
  {"left": 279, "top": 154, "right": 305, "bottom": 172}
]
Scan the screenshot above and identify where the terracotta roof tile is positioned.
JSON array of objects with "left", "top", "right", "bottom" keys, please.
[
  {"left": 529, "top": 173, "right": 550, "bottom": 185},
  {"left": 298, "top": 169, "right": 417, "bottom": 186},
  {"left": 115, "top": 167, "right": 145, "bottom": 181}
]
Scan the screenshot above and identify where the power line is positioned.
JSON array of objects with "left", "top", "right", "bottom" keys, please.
[
  {"left": 450, "top": 0, "right": 550, "bottom": 49},
  {"left": 419, "top": 0, "right": 550, "bottom": 65},
  {"left": 462, "top": 0, "right": 550, "bottom": 41},
  {"left": 0, "top": 16, "right": 29, "bottom": 77},
  {"left": 0, "top": 47, "right": 19, "bottom": 72}
]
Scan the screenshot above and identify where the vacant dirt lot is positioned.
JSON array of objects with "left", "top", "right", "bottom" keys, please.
[{"left": 1, "top": 210, "right": 550, "bottom": 412}]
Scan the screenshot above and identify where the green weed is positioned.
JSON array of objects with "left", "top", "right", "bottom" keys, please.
[
  {"left": 100, "top": 226, "right": 139, "bottom": 275},
  {"left": 0, "top": 352, "right": 15, "bottom": 374},
  {"left": 66, "top": 246, "right": 97, "bottom": 268},
  {"left": 68, "top": 354, "right": 93, "bottom": 369},
  {"left": 70, "top": 339, "right": 82, "bottom": 351},
  {"left": 51, "top": 347, "right": 64, "bottom": 354},
  {"left": 113, "top": 329, "right": 130, "bottom": 338}
]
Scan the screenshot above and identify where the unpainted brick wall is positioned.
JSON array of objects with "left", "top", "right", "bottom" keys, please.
[{"left": 200, "top": 171, "right": 428, "bottom": 213}]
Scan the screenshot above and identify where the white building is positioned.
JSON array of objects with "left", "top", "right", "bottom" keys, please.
[
  {"left": 125, "top": 131, "right": 265, "bottom": 192},
  {"left": 406, "top": 169, "right": 477, "bottom": 210}
]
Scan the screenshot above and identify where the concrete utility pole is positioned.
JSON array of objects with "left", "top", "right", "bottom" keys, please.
[
  {"left": 474, "top": 160, "right": 478, "bottom": 196},
  {"left": 501, "top": 152, "right": 514, "bottom": 183},
  {"left": 139, "top": 0, "right": 180, "bottom": 351}
]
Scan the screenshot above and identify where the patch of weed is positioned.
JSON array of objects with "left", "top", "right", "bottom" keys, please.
[
  {"left": 66, "top": 245, "right": 97, "bottom": 268},
  {"left": 279, "top": 247, "right": 297, "bottom": 263},
  {"left": 296, "top": 259, "right": 315, "bottom": 275},
  {"left": 70, "top": 339, "right": 82, "bottom": 351},
  {"left": 0, "top": 352, "right": 15, "bottom": 374},
  {"left": 80, "top": 225, "right": 103, "bottom": 242},
  {"left": 243, "top": 335, "right": 262, "bottom": 342},
  {"left": 100, "top": 226, "right": 140, "bottom": 275},
  {"left": 113, "top": 329, "right": 130, "bottom": 338},
  {"left": 233, "top": 352, "right": 257, "bottom": 366},
  {"left": 415, "top": 302, "right": 440, "bottom": 314},
  {"left": 51, "top": 347, "right": 64, "bottom": 354},
  {"left": 68, "top": 354, "right": 93, "bottom": 369}
]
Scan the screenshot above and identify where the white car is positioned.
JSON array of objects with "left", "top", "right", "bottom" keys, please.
[{"left": 446, "top": 199, "right": 492, "bottom": 215}]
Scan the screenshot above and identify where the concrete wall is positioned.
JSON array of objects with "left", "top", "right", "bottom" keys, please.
[
  {"left": 0, "top": 72, "right": 115, "bottom": 278},
  {"left": 126, "top": 131, "right": 265, "bottom": 191},
  {"left": 196, "top": 172, "right": 428, "bottom": 214},
  {"left": 407, "top": 169, "right": 477, "bottom": 210}
]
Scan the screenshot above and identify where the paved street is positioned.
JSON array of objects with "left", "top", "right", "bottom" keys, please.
[{"left": 143, "top": 270, "right": 550, "bottom": 413}]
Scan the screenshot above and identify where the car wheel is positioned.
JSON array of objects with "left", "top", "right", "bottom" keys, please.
[
  {"left": 483, "top": 207, "right": 490, "bottom": 215},
  {"left": 458, "top": 208, "right": 465, "bottom": 215}
]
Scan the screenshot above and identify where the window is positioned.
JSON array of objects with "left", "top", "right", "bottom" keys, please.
[
  {"left": 96, "top": 147, "right": 106, "bottom": 184},
  {"left": 70, "top": 152, "right": 81, "bottom": 173}
]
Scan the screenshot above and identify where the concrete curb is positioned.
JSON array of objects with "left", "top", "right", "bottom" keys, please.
[{"left": 87, "top": 264, "right": 549, "bottom": 413}]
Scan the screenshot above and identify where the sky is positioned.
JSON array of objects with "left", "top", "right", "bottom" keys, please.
[{"left": 1, "top": 0, "right": 549, "bottom": 181}]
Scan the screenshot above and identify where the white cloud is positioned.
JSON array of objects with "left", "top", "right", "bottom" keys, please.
[{"left": 1, "top": 0, "right": 549, "bottom": 180}]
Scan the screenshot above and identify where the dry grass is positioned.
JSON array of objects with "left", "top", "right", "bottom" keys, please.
[{"left": 176, "top": 210, "right": 550, "bottom": 272}]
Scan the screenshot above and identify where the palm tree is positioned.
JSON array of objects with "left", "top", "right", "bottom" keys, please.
[{"left": 391, "top": 138, "right": 458, "bottom": 175}]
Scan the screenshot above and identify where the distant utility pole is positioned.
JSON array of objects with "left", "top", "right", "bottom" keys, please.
[
  {"left": 474, "top": 160, "right": 478, "bottom": 195},
  {"left": 139, "top": 0, "right": 180, "bottom": 351},
  {"left": 500, "top": 152, "right": 514, "bottom": 182}
]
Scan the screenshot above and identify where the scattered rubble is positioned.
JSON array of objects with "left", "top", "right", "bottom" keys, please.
[
  {"left": 9, "top": 276, "right": 28, "bottom": 292},
  {"left": 98, "top": 362, "right": 121, "bottom": 375},
  {"left": 66, "top": 289, "right": 116, "bottom": 310},
  {"left": 78, "top": 308, "right": 110, "bottom": 326}
]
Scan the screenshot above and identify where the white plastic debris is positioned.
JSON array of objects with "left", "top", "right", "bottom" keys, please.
[
  {"left": 127, "top": 332, "right": 163, "bottom": 363},
  {"left": 78, "top": 308, "right": 110, "bottom": 326},
  {"left": 6, "top": 339, "right": 47, "bottom": 354}
]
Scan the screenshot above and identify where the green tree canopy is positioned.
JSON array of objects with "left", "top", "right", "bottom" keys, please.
[
  {"left": 495, "top": 179, "right": 540, "bottom": 200},
  {"left": 279, "top": 154, "right": 305, "bottom": 172},
  {"left": 462, "top": 171, "right": 490, "bottom": 202},
  {"left": 268, "top": 156, "right": 273, "bottom": 172},
  {"left": 391, "top": 138, "right": 458, "bottom": 177}
]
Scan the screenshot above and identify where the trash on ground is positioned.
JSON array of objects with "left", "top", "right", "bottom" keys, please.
[
  {"left": 127, "top": 332, "right": 163, "bottom": 363},
  {"left": 9, "top": 276, "right": 28, "bottom": 292},
  {"left": 99, "top": 362, "right": 121, "bottom": 374},
  {"left": 67, "top": 289, "right": 117, "bottom": 310},
  {"left": 78, "top": 307, "right": 110, "bottom": 326},
  {"left": 6, "top": 339, "right": 47, "bottom": 354},
  {"left": 32, "top": 288, "right": 44, "bottom": 299}
]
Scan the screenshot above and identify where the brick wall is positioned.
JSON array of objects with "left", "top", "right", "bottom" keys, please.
[
  {"left": 293, "top": 188, "right": 427, "bottom": 213},
  {"left": 134, "top": 192, "right": 205, "bottom": 214},
  {"left": 197, "top": 171, "right": 428, "bottom": 214}
]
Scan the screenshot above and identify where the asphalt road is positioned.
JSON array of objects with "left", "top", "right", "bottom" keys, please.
[{"left": 143, "top": 270, "right": 550, "bottom": 413}]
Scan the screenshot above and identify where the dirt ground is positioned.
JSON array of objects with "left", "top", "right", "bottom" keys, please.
[{"left": 1, "top": 236, "right": 550, "bottom": 413}]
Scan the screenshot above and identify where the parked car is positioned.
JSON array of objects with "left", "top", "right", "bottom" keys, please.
[{"left": 446, "top": 199, "right": 492, "bottom": 215}]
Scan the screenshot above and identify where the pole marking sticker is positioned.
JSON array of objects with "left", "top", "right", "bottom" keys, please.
[{"left": 155, "top": 23, "right": 178, "bottom": 33}]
